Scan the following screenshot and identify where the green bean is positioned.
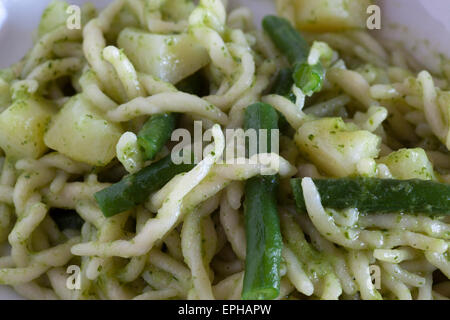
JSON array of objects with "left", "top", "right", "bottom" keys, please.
[
  {"left": 291, "top": 178, "right": 450, "bottom": 215},
  {"left": 293, "top": 62, "right": 324, "bottom": 95},
  {"left": 244, "top": 102, "right": 279, "bottom": 156},
  {"left": 95, "top": 155, "right": 194, "bottom": 217},
  {"left": 137, "top": 113, "right": 176, "bottom": 161},
  {"left": 262, "top": 15, "right": 309, "bottom": 65},
  {"left": 271, "top": 67, "right": 295, "bottom": 100},
  {"left": 242, "top": 102, "right": 282, "bottom": 300},
  {"left": 263, "top": 15, "right": 324, "bottom": 95}
]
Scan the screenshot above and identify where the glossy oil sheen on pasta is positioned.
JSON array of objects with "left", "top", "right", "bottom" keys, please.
[{"left": 0, "top": 0, "right": 449, "bottom": 300}]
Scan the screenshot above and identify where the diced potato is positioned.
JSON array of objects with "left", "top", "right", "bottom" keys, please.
[
  {"left": 162, "top": 0, "right": 195, "bottom": 21},
  {"left": 38, "top": 0, "right": 69, "bottom": 37},
  {"left": 117, "top": 28, "right": 210, "bottom": 84},
  {"left": 295, "top": 118, "right": 381, "bottom": 177},
  {"left": 38, "top": 1, "right": 96, "bottom": 38},
  {"left": 293, "top": 0, "right": 371, "bottom": 31},
  {"left": 44, "top": 95, "right": 123, "bottom": 166},
  {"left": 379, "top": 148, "right": 436, "bottom": 180},
  {"left": 0, "top": 98, "right": 54, "bottom": 159}
]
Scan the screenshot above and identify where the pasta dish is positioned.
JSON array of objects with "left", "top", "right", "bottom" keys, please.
[{"left": 0, "top": 0, "right": 449, "bottom": 300}]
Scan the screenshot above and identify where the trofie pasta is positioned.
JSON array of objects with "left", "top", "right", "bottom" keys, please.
[{"left": 0, "top": 0, "right": 449, "bottom": 300}]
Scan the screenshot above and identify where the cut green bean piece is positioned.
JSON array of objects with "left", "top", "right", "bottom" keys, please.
[
  {"left": 243, "top": 175, "right": 282, "bottom": 300},
  {"left": 263, "top": 15, "right": 324, "bottom": 95},
  {"left": 137, "top": 113, "right": 176, "bottom": 161},
  {"left": 95, "top": 155, "right": 194, "bottom": 217},
  {"left": 242, "top": 102, "right": 282, "bottom": 300},
  {"left": 244, "top": 102, "right": 279, "bottom": 157},
  {"left": 291, "top": 178, "right": 450, "bottom": 215},
  {"left": 262, "top": 15, "right": 309, "bottom": 65},
  {"left": 293, "top": 62, "right": 325, "bottom": 95},
  {"left": 271, "top": 67, "right": 295, "bottom": 100}
]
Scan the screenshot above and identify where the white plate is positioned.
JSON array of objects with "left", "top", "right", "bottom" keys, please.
[{"left": 0, "top": 0, "right": 448, "bottom": 299}]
